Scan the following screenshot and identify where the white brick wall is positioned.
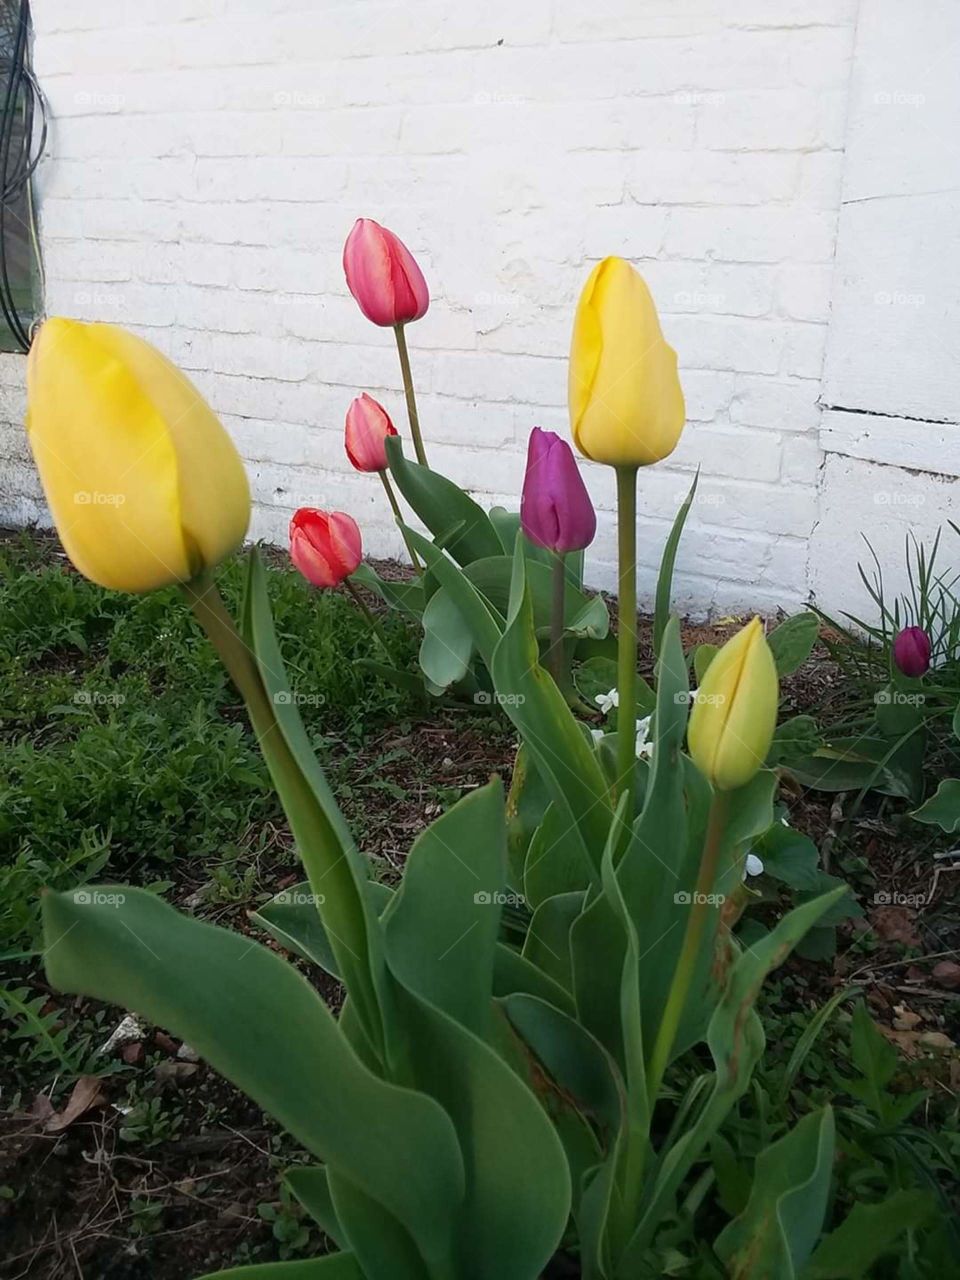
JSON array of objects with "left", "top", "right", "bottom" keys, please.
[{"left": 1, "top": 0, "right": 955, "bottom": 617}]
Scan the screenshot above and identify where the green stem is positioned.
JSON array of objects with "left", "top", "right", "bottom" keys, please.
[
  {"left": 646, "top": 790, "right": 730, "bottom": 1101},
  {"left": 379, "top": 469, "right": 422, "bottom": 573},
  {"left": 394, "top": 322, "right": 427, "bottom": 466},
  {"left": 344, "top": 578, "right": 393, "bottom": 657},
  {"left": 616, "top": 465, "right": 639, "bottom": 802},
  {"left": 547, "top": 551, "right": 567, "bottom": 686}
]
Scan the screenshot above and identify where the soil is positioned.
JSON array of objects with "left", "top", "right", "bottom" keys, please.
[{"left": 2, "top": 546, "right": 957, "bottom": 1279}]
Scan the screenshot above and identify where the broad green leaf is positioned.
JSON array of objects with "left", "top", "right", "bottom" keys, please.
[
  {"left": 714, "top": 1107, "right": 835, "bottom": 1278},
  {"left": 524, "top": 891, "right": 586, "bottom": 990},
  {"left": 654, "top": 471, "right": 698, "bottom": 657},
  {"left": 328, "top": 1172, "right": 430, "bottom": 1280},
  {"left": 693, "top": 642, "right": 718, "bottom": 684},
  {"left": 384, "top": 781, "right": 505, "bottom": 1039},
  {"left": 41, "top": 887, "right": 464, "bottom": 1266},
  {"left": 491, "top": 543, "right": 612, "bottom": 885},
  {"left": 350, "top": 562, "right": 425, "bottom": 619},
  {"left": 284, "top": 1166, "right": 345, "bottom": 1249},
  {"left": 465, "top": 556, "right": 608, "bottom": 640},
  {"left": 505, "top": 743, "right": 552, "bottom": 888},
  {"left": 805, "top": 1189, "right": 934, "bottom": 1278},
  {"left": 752, "top": 822, "right": 821, "bottom": 891},
  {"left": 911, "top": 777, "right": 960, "bottom": 832},
  {"left": 198, "top": 1255, "right": 363, "bottom": 1279},
  {"left": 356, "top": 658, "right": 425, "bottom": 698},
  {"left": 524, "top": 803, "right": 592, "bottom": 907},
  {"left": 767, "top": 612, "right": 819, "bottom": 676},
  {"left": 402, "top": 529, "right": 503, "bottom": 671},
  {"left": 574, "top": 656, "right": 656, "bottom": 719},
  {"left": 767, "top": 714, "right": 822, "bottom": 767},
  {"left": 386, "top": 435, "right": 502, "bottom": 566},
  {"left": 788, "top": 734, "right": 923, "bottom": 800},
  {"left": 874, "top": 682, "right": 923, "bottom": 736},
  {"left": 241, "top": 550, "right": 388, "bottom": 1056},
  {"left": 419, "top": 587, "right": 474, "bottom": 689},
  {"left": 622, "top": 887, "right": 847, "bottom": 1267}
]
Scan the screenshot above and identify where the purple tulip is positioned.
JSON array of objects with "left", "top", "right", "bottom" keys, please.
[
  {"left": 520, "top": 427, "right": 597, "bottom": 554},
  {"left": 892, "top": 626, "right": 931, "bottom": 677}
]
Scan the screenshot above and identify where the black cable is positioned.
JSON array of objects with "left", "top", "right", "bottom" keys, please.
[{"left": 0, "top": 0, "right": 46, "bottom": 352}]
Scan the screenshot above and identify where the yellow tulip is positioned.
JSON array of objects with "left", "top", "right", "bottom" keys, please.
[
  {"left": 687, "top": 617, "right": 778, "bottom": 791},
  {"left": 26, "top": 318, "right": 250, "bottom": 593},
  {"left": 569, "top": 256, "right": 685, "bottom": 467}
]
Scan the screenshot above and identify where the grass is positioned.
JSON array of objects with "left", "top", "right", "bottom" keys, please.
[{"left": 0, "top": 532, "right": 421, "bottom": 956}]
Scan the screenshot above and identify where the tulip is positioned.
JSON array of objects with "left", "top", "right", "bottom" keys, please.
[
  {"left": 569, "top": 256, "right": 685, "bottom": 468},
  {"left": 520, "top": 427, "right": 597, "bottom": 554},
  {"left": 687, "top": 617, "right": 779, "bottom": 791},
  {"left": 25, "top": 318, "right": 249, "bottom": 594},
  {"left": 893, "top": 626, "right": 931, "bottom": 678},
  {"left": 345, "top": 394, "right": 398, "bottom": 473},
  {"left": 342, "top": 219, "right": 429, "bottom": 329},
  {"left": 289, "top": 509, "right": 362, "bottom": 588}
]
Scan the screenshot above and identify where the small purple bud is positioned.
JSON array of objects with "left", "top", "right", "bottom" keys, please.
[
  {"left": 520, "top": 427, "right": 597, "bottom": 555},
  {"left": 892, "top": 626, "right": 931, "bottom": 678}
]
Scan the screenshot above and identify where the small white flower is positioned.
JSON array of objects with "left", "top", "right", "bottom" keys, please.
[
  {"left": 635, "top": 715, "right": 654, "bottom": 759},
  {"left": 595, "top": 688, "right": 619, "bottom": 716},
  {"left": 590, "top": 728, "right": 605, "bottom": 745},
  {"left": 743, "top": 853, "right": 764, "bottom": 880}
]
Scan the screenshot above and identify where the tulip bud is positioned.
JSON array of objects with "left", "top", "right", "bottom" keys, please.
[
  {"left": 344, "top": 393, "right": 398, "bottom": 473},
  {"left": 520, "top": 427, "right": 597, "bottom": 554},
  {"left": 892, "top": 626, "right": 931, "bottom": 677},
  {"left": 342, "top": 218, "right": 429, "bottom": 327},
  {"left": 25, "top": 318, "right": 250, "bottom": 594},
  {"left": 569, "top": 256, "right": 685, "bottom": 468},
  {"left": 687, "top": 617, "right": 778, "bottom": 791},
  {"left": 290, "top": 509, "right": 362, "bottom": 588}
]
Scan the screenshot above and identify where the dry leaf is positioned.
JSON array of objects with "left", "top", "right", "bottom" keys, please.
[
  {"left": 893, "top": 1004, "right": 923, "bottom": 1031},
  {"left": 44, "top": 1075, "right": 107, "bottom": 1133},
  {"left": 870, "top": 906, "right": 921, "bottom": 947}
]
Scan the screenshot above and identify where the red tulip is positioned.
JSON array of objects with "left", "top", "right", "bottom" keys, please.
[
  {"left": 892, "top": 626, "right": 931, "bottom": 677},
  {"left": 345, "top": 393, "right": 398, "bottom": 473},
  {"left": 520, "top": 427, "right": 597, "bottom": 554},
  {"left": 289, "top": 509, "right": 362, "bottom": 588},
  {"left": 342, "top": 219, "right": 429, "bottom": 327}
]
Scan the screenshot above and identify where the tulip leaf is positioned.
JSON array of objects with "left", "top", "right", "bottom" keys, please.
[
  {"left": 419, "top": 587, "right": 474, "bottom": 689},
  {"left": 767, "top": 610, "right": 819, "bottom": 676},
  {"left": 328, "top": 1172, "right": 431, "bottom": 1280},
  {"left": 198, "top": 1255, "right": 364, "bottom": 1279},
  {"left": 505, "top": 743, "right": 552, "bottom": 888},
  {"left": 523, "top": 802, "right": 592, "bottom": 907},
  {"left": 41, "top": 886, "right": 465, "bottom": 1264},
  {"left": 523, "top": 890, "right": 585, "bottom": 990},
  {"left": 654, "top": 470, "right": 698, "bottom": 657},
  {"left": 402, "top": 528, "right": 504, "bottom": 670},
  {"left": 384, "top": 780, "right": 505, "bottom": 1039},
  {"left": 714, "top": 1106, "right": 835, "bottom": 1279},
  {"left": 491, "top": 541, "right": 612, "bottom": 885},
  {"left": 693, "top": 642, "right": 718, "bottom": 683},
  {"left": 241, "top": 549, "right": 389, "bottom": 1057},
  {"left": 910, "top": 778, "right": 960, "bottom": 832},
  {"left": 386, "top": 435, "right": 502, "bottom": 566},
  {"left": 464, "top": 556, "right": 608, "bottom": 639},
  {"left": 253, "top": 878, "right": 576, "bottom": 1016},
  {"left": 350, "top": 562, "right": 425, "bottom": 619},
  {"left": 284, "top": 1166, "right": 345, "bottom": 1248},
  {"left": 622, "top": 886, "right": 848, "bottom": 1266}
]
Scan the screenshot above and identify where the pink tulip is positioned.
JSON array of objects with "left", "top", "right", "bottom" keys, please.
[
  {"left": 289, "top": 509, "right": 362, "bottom": 588},
  {"left": 342, "top": 219, "right": 429, "bottom": 327},
  {"left": 892, "top": 626, "right": 931, "bottom": 678},
  {"left": 520, "top": 427, "right": 597, "bottom": 554},
  {"left": 345, "top": 393, "right": 398, "bottom": 473}
]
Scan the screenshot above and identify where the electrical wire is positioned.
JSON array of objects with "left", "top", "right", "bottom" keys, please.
[{"left": 0, "top": 0, "right": 46, "bottom": 352}]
